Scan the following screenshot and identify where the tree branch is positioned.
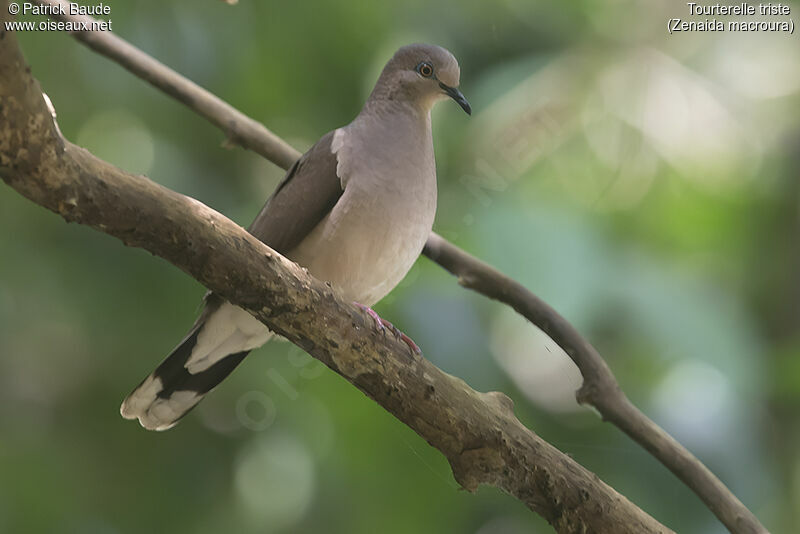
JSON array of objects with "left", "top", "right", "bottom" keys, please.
[
  {"left": 422, "top": 235, "right": 768, "bottom": 534},
  {"left": 39, "top": 6, "right": 301, "bottom": 170},
  {"left": 8, "top": 2, "right": 768, "bottom": 532}
]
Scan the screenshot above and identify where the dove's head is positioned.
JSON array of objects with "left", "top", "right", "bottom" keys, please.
[{"left": 369, "top": 43, "right": 471, "bottom": 115}]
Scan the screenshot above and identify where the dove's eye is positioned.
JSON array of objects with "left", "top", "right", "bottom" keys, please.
[{"left": 416, "top": 62, "right": 434, "bottom": 78}]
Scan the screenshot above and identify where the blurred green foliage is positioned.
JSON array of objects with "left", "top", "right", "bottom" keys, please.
[{"left": 2, "top": 1, "right": 799, "bottom": 533}]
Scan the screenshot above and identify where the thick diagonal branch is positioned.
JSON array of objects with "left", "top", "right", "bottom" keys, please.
[
  {"left": 0, "top": 12, "right": 672, "bottom": 534},
  {"left": 30, "top": 8, "right": 767, "bottom": 534}
]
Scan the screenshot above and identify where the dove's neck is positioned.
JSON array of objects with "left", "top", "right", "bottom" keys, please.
[{"left": 336, "top": 100, "right": 436, "bottom": 195}]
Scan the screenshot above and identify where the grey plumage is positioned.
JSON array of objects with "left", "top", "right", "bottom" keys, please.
[
  {"left": 248, "top": 131, "right": 342, "bottom": 252},
  {"left": 121, "top": 44, "right": 470, "bottom": 430}
]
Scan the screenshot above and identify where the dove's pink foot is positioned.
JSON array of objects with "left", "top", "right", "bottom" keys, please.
[
  {"left": 379, "top": 317, "right": 422, "bottom": 355},
  {"left": 354, "top": 302, "right": 385, "bottom": 332},
  {"left": 353, "top": 302, "right": 422, "bottom": 355}
]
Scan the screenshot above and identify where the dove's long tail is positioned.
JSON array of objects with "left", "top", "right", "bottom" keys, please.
[{"left": 120, "top": 301, "right": 272, "bottom": 431}]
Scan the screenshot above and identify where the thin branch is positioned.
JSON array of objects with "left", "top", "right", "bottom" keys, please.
[
  {"left": 19, "top": 2, "right": 768, "bottom": 533},
  {"left": 0, "top": 14, "right": 671, "bottom": 534},
  {"left": 44, "top": 2, "right": 300, "bottom": 170},
  {"left": 422, "top": 235, "right": 768, "bottom": 534}
]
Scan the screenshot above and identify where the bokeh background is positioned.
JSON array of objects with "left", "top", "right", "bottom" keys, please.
[{"left": 2, "top": 1, "right": 799, "bottom": 533}]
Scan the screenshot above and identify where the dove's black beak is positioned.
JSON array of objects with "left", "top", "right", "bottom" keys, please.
[{"left": 439, "top": 82, "right": 471, "bottom": 115}]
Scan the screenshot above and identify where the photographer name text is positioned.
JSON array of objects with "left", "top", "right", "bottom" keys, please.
[{"left": 6, "top": 2, "right": 113, "bottom": 32}]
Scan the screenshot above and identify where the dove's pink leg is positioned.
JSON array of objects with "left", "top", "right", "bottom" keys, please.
[{"left": 353, "top": 302, "right": 422, "bottom": 355}]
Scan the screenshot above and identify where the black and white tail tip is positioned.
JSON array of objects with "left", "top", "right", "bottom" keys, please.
[{"left": 120, "top": 328, "right": 250, "bottom": 431}]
